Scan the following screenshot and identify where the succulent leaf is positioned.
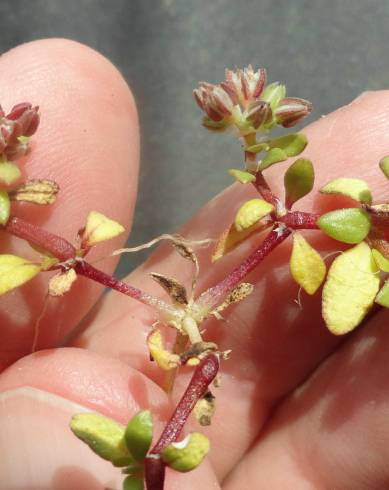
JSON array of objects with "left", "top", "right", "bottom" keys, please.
[
  {"left": 0, "top": 254, "right": 41, "bottom": 295},
  {"left": 125, "top": 410, "right": 153, "bottom": 462},
  {"left": 290, "top": 233, "right": 326, "bottom": 294},
  {"left": 284, "top": 158, "right": 314, "bottom": 207},
  {"left": 320, "top": 177, "right": 372, "bottom": 204},
  {"left": 318, "top": 208, "right": 371, "bottom": 244},
  {"left": 161, "top": 433, "right": 210, "bottom": 472},
  {"left": 234, "top": 199, "right": 274, "bottom": 231}
]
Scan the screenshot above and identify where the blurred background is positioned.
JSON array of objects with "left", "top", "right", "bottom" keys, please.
[{"left": 0, "top": 0, "right": 388, "bottom": 275}]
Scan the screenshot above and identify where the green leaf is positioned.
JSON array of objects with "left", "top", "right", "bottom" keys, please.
[
  {"left": 70, "top": 413, "right": 133, "bottom": 467},
  {"left": 375, "top": 280, "right": 389, "bottom": 307},
  {"left": 245, "top": 142, "right": 269, "bottom": 153},
  {"left": 284, "top": 158, "right": 314, "bottom": 207},
  {"left": 261, "top": 82, "right": 286, "bottom": 110},
  {"left": 0, "top": 254, "right": 41, "bottom": 295},
  {"left": 228, "top": 169, "right": 256, "bottom": 184},
  {"left": 267, "top": 133, "right": 308, "bottom": 157},
  {"left": 317, "top": 208, "right": 371, "bottom": 244},
  {"left": 125, "top": 411, "right": 153, "bottom": 461},
  {"left": 379, "top": 156, "right": 389, "bottom": 179},
  {"left": 290, "top": 233, "right": 326, "bottom": 295},
  {"left": 259, "top": 148, "right": 287, "bottom": 170},
  {"left": 0, "top": 161, "right": 21, "bottom": 185},
  {"left": 161, "top": 433, "right": 210, "bottom": 472},
  {"left": 234, "top": 198, "right": 274, "bottom": 231},
  {"left": 372, "top": 249, "right": 389, "bottom": 272},
  {"left": 322, "top": 242, "right": 380, "bottom": 334},
  {"left": 0, "top": 191, "right": 10, "bottom": 225},
  {"left": 123, "top": 475, "right": 144, "bottom": 490},
  {"left": 320, "top": 178, "right": 372, "bottom": 204}
]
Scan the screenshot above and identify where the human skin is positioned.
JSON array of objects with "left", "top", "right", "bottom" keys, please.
[{"left": 0, "top": 39, "right": 389, "bottom": 489}]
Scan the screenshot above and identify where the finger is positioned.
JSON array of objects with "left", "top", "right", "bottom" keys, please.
[
  {"left": 0, "top": 348, "right": 220, "bottom": 489},
  {"left": 0, "top": 38, "right": 139, "bottom": 370},
  {"left": 74, "top": 90, "right": 389, "bottom": 478},
  {"left": 223, "top": 308, "right": 389, "bottom": 489}
]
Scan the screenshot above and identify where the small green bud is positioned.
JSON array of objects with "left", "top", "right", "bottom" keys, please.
[
  {"left": 379, "top": 156, "right": 389, "bottom": 179},
  {"left": 320, "top": 177, "right": 372, "bottom": 205},
  {"left": 123, "top": 475, "right": 144, "bottom": 490},
  {"left": 0, "top": 160, "right": 21, "bottom": 185},
  {"left": 228, "top": 169, "right": 256, "bottom": 184},
  {"left": 259, "top": 148, "right": 287, "bottom": 170},
  {"left": 70, "top": 413, "right": 133, "bottom": 467},
  {"left": 267, "top": 133, "right": 308, "bottom": 157},
  {"left": 161, "top": 433, "right": 210, "bottom": 472},
  {"left": 125, "top": 410, "right": 153, "bottom": 461},
  {"left": 284, "top": 158, "right": 314, "bottom": 207},
  {"left": 318, "top": 208, "right": 371, "bottom": 244},
  {"left": 0, "top": 191, "right": 10, "bottom": 225}
]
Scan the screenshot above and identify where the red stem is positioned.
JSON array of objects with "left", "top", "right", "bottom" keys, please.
[
  {"left": 253, "top": 171, "right": 280, "bottom": 208},
  {"left": 5, "top": 216, "right": 76, "bottom": 261},
  {"left": 152, "top": 353, "right": 219, "bottom": 453},
  {"left": 281, "top": 211, "right": 320, "bottom": 229},
  {"left": 144, "top": 354, "right": 219, "bottom": 490},
  {"left": 199, "top": 226, "right": 291, "bottom": 310}
]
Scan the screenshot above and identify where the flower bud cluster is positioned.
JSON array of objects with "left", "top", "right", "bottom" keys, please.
[
  {"left": 194, "top": 65, "right": 311, "bottom": 133},
  {"left": 0, "top": 103, "right": 40, "bottom": 161}
]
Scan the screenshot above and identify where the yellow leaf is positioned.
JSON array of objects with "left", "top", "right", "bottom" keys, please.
[
  {"left": 147, "top": 329, "right": 180, "bottom": 371},
  {"left": 0, "top": 161, "right": 21, "bottom": 185},
  {"left": 320, "top": 178, "right": 372, "bottom": 204},
  {"left": 290, "top": 233, "right": 326, "bottom": 295},
  {"left": 322, "top": 242, "right": 379, "bottom": 335},
  {"left": 0, "top": 254, "right": 41, "bottom": 295},
  {"left": 83, "top": 211, "right": 125, "bottom": 247},
  {"left": 234, "top": 199, "right": 274, "bottom": 231},
  {"left": 0, "top": 191, "right": 10, "bottom": 225},
  {"left": 212, "top": 222, "right": 263, "bottom": 261}
]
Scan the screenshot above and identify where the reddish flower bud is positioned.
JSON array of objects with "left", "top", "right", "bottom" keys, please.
[
  {"left": 275, "top": 97, "right": 312, "bottom": 128},
  {"left": 246, "top": 100, "right": 272, "bottom": 128},
  {"left": 224, "top": 66, "right": 267, "bottom": 105},
  {"left": 193, "top": 83, "right": 233, "bottom": 122},
  {"left": 0, "top": 103, "right": 40, "bottom": 160}
]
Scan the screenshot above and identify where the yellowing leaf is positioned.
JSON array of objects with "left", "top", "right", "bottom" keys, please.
[
  {"left": 234, "top": 199, "right": 274, "bottom": 231},
  {"left": 290, "top": 233, "right": 326, "bottom": 294},
  {"left": 161, "top": 432, "right": 210, "bottom": 472},
  {"left": 322, "top": 242, "right": 379, "bottom": 335},
  {"left": 284, "top": 158, "right": 314, "bottom": 207},
  {"left": 0, "top": 191, "right": 10, "bottom": 225},
  {"left": 147, "top": 329, "right": 180, "bottom": 371},
  {"left": 212, "top": 222, "right": 263, "bottom": 261},
  {"left": 228, "top": 169, "right": 256, "bottom": 184},
  {"left": 82, "top": 211, "right": 125, "bottom": 247},
  {"left": 70, "top": 413, "right": 133, "bottom": 467},
  {"left": 0, "top": 254, "right": 41, "bottom": 295},
  {"left": 0, "top": 161, "right": 21, "bottom": 185},
  {"left": 375, "top": 280, "right": 389, "bottom": 307},
  {"left": 320, "top": 178, "right": 372, "bottom": 204},
  {"left": 372, "top": 249, "right": 389, "bottom": 272}
]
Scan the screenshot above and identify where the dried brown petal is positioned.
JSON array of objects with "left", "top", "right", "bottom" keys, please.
[
  {"left": 49, "top": 268, "right": 77, "bottom": 297},
  {"left": 10, "top": 179, "right": 59, "bottom": 205},
  {"left": 194, "top": 391, "right": 216, "bottom": 426},
  {"left": 150, "top": 272, "right": 188, "bottom": 305},
  {"left": 213, "top": 283, "right": 254, "bottom": 315}
]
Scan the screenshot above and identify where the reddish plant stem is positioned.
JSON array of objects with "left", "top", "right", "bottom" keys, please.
[
  {"left": 5, "top": 216, "right": 76, "bottom": 261},
  {"left": 281, "top": 211, "right": 320, "bottom": 229},
  {"left": 75, "top": 260, "right": 175, "bottom": 314},
  {"left": 199, "top": 226, "right": 291, "bottom": 310},
  {"left": 144, "top": 354, "right": 219, "bottom": 490},
  {"left": 144, "top": 457, "right": 165, "bottom": 490},
  {"left": 253, "top": 171, "right": 280, "bottom": 208},
  {"left": 152, "top": 353, "right": 220, "bottom": 453}
]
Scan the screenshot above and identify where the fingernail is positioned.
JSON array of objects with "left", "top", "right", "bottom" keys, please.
[{"left": 0, "top": 387, "right": 123, "bottom": 489}]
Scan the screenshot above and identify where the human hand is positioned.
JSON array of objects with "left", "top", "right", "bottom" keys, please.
[{"left": 0, "top": 39, "right": 388, "bottom": 490}]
